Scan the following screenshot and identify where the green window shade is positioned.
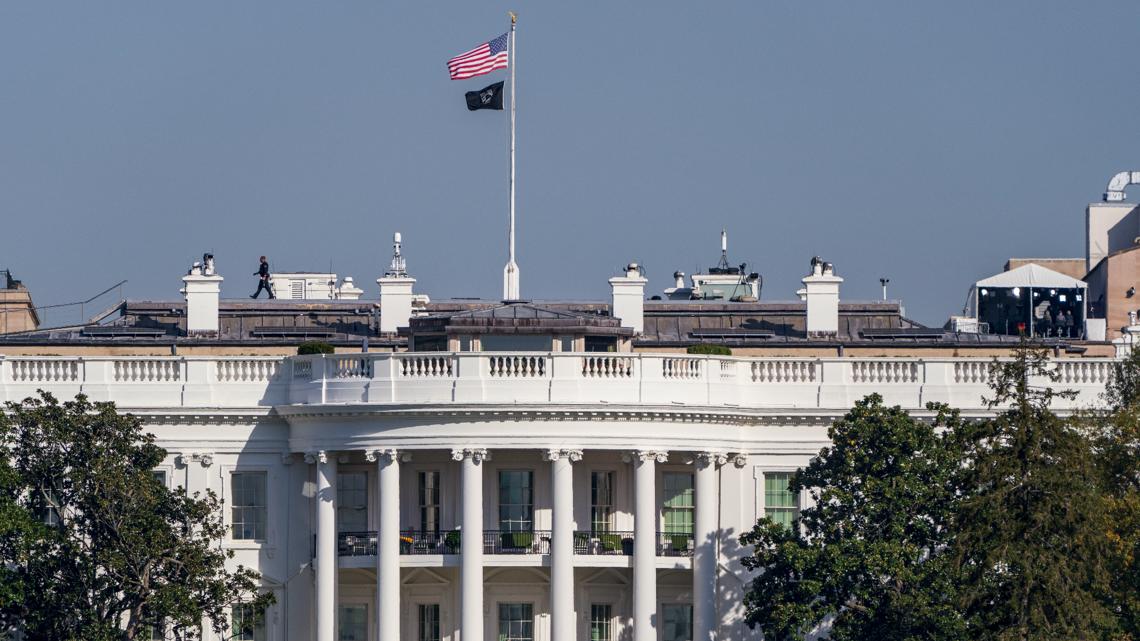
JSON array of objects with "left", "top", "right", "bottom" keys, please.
[
  {"left": 662, "top": 472, "right": 694, "bottom": 534},
  {"left": 764, "top": 472, "right": 798, "bottom": 530}
]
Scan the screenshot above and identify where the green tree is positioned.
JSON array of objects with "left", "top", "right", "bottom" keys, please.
[
  {"left": 0, "top": 392, "right": 273, "bottom": 641},
  {"left": 1095, "top": 347, "right": 1140, "bottom": 638},
  {"left": 739, "top": 395, "right": 966, "bottom": 641},
  {"left": 951, "top": 344, "right": 1118, "bottom": 641}
]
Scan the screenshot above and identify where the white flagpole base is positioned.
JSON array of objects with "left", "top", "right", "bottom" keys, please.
[{"left": 503, "top": 261, "right": 520, "bottom": 301}]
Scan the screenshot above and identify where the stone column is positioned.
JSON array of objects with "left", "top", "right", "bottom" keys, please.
[
  {"left": 544, "top": 448, "right": 582, "bottom": 641},
  {"left": 369, "top": 449, "right": 402, "bottom": 641},
  {"left": 693, "top": 452, "right": 726, "bottom": 641},
  {"left": 453, "top": 448, "right": 489, "bottom": 641},
  {"left": 307, "top": 451, "right": 337, "bottom": 641},
  {"left": 628, "top": 450, "right": 667, "bottom": 641}
]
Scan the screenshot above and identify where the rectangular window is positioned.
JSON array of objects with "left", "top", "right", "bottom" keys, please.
[
  {"left": 662, "top": 604, "right": 693, "bottom": 641},
  {"left": 590, "top": 471, "right": 614, "bottom": 533},
  {"left": 498, "top": 602, "right": 534, "bottom": 641},
  {"left": 419, "top": 471, "right": 441, "bottom": 533},
  {"left": 662, "top": 472, "right": 694, "bottom": 535},
  {"left": 230, "top": 472, "right": 267, "bottom": 541},
  {"left": 337, "top": 605, "right": 367, "bottom": 641},
  {"left": 231, "top": 604, "right": 265, "bottom": 641},
  {"left": 498, "top": 470, "right": 534, "bottom": 532},
  {"left": 764, "top": 472, "right": 799, "bottom": 530},
  {"left": 590, "top": 604, "right": 612, "bottom": 641},
  {"left": 418, "top": 603, "right": 441, "bottom": 641},
  {"left": 152, "top": 470, "right": 167, "bottom": 487},
  {"left": 337, "top": 472, "right": 368, "bottom": 533}
]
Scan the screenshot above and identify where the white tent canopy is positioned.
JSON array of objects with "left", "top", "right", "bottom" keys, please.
[{"left": 975, "top": 263, "right": 1087, "bottom": 290}]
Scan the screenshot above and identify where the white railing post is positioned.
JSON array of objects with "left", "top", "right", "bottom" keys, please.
[
  {"left": 817, "top": 359, "right": 850, "bottom": 409},
  {"left": 548, "top": 352, "right": 583, "bottom": 403},
  {"left": 80, "top": 358, "right": 114, "bottom": 402},
  {"left": 453, "top": 352, "right": 486, "bottom": 402},
  {"left": 182, "top": 357, "right": 216, "bottom": 407}
]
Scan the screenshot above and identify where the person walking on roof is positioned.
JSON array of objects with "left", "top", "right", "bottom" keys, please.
[{"left": 250, "top": 256, "right": 275, "bottom": 299}]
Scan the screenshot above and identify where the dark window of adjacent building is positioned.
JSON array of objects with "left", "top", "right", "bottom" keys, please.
[{"left": 584, "top": 336, "right": 617, "bottom": 352}]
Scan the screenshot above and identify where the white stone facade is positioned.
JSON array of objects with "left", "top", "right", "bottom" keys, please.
[{"left": 0, "top": 352, "right": 1116, "bottom": 641}]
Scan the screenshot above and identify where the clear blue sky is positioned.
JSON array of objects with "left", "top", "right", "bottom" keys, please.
[{"left": 1, "top": 2, "right": 1138, "bottom": 326}]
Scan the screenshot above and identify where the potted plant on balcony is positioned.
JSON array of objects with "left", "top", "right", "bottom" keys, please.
[{"left": 444, "top": 529, "right": 460, "bottom": 554}]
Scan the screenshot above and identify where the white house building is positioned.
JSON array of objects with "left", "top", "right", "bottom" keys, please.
[{"left": 0, "top": 247, "right": 1120, "bottom": 641}]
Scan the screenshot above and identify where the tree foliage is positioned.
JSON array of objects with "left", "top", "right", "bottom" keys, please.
[
  {"left": 742, "top": 342, "right": 1138, "bottom": 641},
  {"left": 740, "top": 395, "right": 966, "bottom": 641},
  {"left": 0, "top": 392, "right": 273, "bottom": 641},
  {"left": 951, "top": 344, "right": 1116, "bottom": 641}
]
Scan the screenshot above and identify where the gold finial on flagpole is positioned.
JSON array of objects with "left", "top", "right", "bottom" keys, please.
[{"left": 509, "top": 11, "right": 517, "bottom": 25}]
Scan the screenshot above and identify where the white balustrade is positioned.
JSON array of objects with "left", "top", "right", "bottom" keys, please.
[
  {"left": 488, "top": 354, "right": 548, "bottom": 378},
  {"left": 216, "top": 358, "right": 280, "bottom": 383},
  {"left": 398, "top": 354, "right": 454, "bottom": 378},
  {"left": 0, "top": 353, "right": 1119, "bottom": 411},
  {"left": 662, "top": 357, "right": 702, "bottom": 380},
  {"left": 8, "top": 358, "right": 79, "bottom": 383},
  {"left": 113, "top": 359, "right": 182, "bottom": 383},
  {"left": 582, "top": 355, "right": 634, "bottom": 378},
  {"left": 751, "top": 359, "right": 816, "bottom": 383},
  {"left": 954, "top": 361, "right": 994, "bottom": 384},
  {"left": 850, "top": 360, "right": 920, "bottom": 384}
]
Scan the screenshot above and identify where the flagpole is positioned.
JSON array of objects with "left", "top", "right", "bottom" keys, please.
[{"left": 503, "top": 11, "right": 520, "bottom": 301}]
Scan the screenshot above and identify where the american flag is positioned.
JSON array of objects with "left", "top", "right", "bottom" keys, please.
[{"left": 447, "top": 33, "right": 509, "bottom": 80}]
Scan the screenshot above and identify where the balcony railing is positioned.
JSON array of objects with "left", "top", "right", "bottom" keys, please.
[
  {"left": 573, "top": 530, "right": 634, "bottom": 555},
  {"left": 657, "top": 531, "right": 694, "bottom": 557},
  {"left": 0, "top": 352, "right": 1117, "bottom": 411},
  {"left": 483, "top": 530, "right": 552, "bottom": 555},
  {"left": 337, "top": 529, "right": 694, "bottom": 557},
  {"left": 339, "top": 531, "right": 376, "bottom": 557}
]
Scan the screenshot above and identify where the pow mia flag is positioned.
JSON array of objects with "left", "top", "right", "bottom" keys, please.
[{"left": 465, "top": 81, "right": 505, "bottom": 111}]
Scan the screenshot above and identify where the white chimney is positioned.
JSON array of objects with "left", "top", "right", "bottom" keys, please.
[
  {"left": 609, "top": 262, "right": 648, "bottom": 334},
  {"left": 378, "top": 233, "right": 415, "bottom": 334},
  {"left": 801, "top": 257, "right": 843, "bottom": 338},
  {"left": 337, "top": 277, "right": 363, "bottom": 301},
  {"left": 181, "top": 254, "right": 223, "bottom": 336},
  {"left": 673, "top": 271, "right": 685, "bottom": 289}
]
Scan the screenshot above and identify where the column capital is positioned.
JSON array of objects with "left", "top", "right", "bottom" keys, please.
[
  {"left": 304, "top": 450, "right": 329, "bottom": 465},
  {"left": 542, "top": 448, "right": 584, "bottom": 462},
  {"left": 622, "top": 450, "right": 668, "bottom": 464},
  {"left": 281, "top": 453, "right": 295, "bottom": 465},
  {"left": 365, "top": 449, "right": 401, "bottom": 463},
  {"left": 693, "top": 451, "right": 729, "bottom": 468},
  {"left": 451, "top": 447, "right": 491, "bottom": 463},
  {"left": 180, "top": 452, "right": 214, "bottom": 468},
  {"left": 730, "top": 453, "right": 749, "bottom": 468}
]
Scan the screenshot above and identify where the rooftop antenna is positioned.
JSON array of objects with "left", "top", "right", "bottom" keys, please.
[
  {"left": 386, "top": 232, "right": 407, "bottom": 277},
  {"left": 880, "top": 277, "right": 890, "bottom": 301},
  {"left": 716, "top": 228, "right": 730, "bottom": 271}
]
